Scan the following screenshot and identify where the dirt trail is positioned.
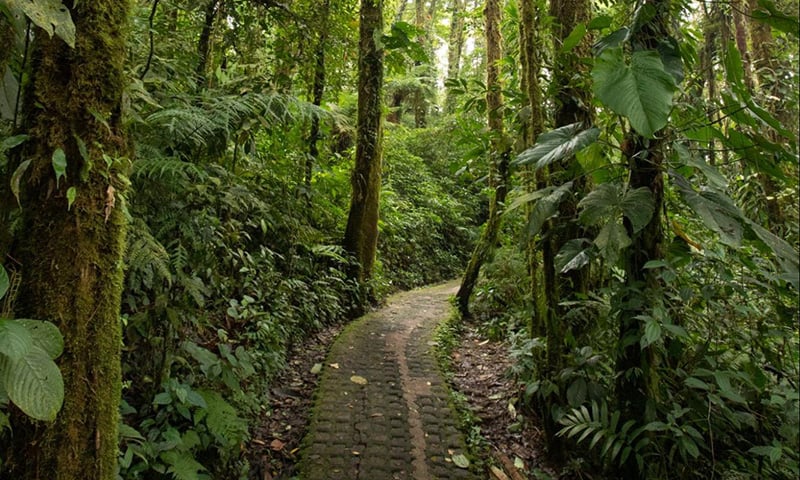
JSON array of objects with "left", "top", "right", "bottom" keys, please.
[{"left": 298, "top": 281, "right": 477, "bottom": 479}]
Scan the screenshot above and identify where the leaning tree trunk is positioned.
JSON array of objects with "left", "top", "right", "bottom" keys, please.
[
  {"left": 2, "top": 1, "right": 131, "bottom": 479},
  {"left": 455, "top": 0, "right": 508, "bottom": 317},
  {"left": 343, "top": 0, "right": 384, "bottom": 284}
]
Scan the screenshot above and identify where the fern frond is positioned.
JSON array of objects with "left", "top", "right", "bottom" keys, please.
[{"left": 125, "top": 217, "right": 172, "bottom": 288}]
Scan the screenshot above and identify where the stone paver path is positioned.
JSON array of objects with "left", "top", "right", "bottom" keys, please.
[{"left": 299, "top": 281, "right": 478, "bottom": 479}]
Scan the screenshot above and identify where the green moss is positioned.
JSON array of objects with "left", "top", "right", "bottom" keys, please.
[{"left": 2, "top": 1, "right": 132, "bottom": 479}]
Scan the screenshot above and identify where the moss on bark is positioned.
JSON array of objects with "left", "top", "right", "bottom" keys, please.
[
  {"left": 343, "top": 0, "right": 384, "bottom": 284},
  {"left": 1, "top": 1, "right": 131, "bottom": 479}
]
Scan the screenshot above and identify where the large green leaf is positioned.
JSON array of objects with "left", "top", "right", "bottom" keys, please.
[
  {"left": 620, "top": 187, "right": 655, "bottom": 234},
  {"left": 594, "top": 222, "right": 630, "bottom": 265},
  {"left": 592, "top": 48, "right": 677, "bottom": 138},
  {"left": 15, "top": 319, "right": 63, "bottom": 359},
  {"left": 514, "top": 123, "right": 600, "bottom": 170},
  {"left": 555, "top": 239, "right": 593, "bottom": 274},
  {"left": 6, "top": 0, "right": 75, "bottom": 48},
  {"left": 0, "top": 318, "right": 33, "bottom": 360},
  {"left": 579, "top": 183, "right": 620, "bottom": 226},
  {"left": 1, "top": 345, "right": 64, "bottom": 421},
  {"left": 525, "top": 182, "right": 574, "bottom": 238},
  {"left": 671, "top": 173, "right": 743, "bottom": 247}
]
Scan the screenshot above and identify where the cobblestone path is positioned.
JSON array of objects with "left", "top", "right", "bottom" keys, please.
[{"left": 299, "top": 281, "right": 478, "bottom": 479}]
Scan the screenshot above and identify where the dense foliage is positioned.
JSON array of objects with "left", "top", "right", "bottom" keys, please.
[{"left": 0, "top": 0, "right": 797, "bottom": 479}]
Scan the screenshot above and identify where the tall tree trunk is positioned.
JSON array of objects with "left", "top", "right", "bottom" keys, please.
[
  {"left": 519, "top": 0, "right": 547, "bottom": 337},
  {"left": 343, "top": 0, "right": 384, "bottom": 284},
  {"left": 541, "top": 0, "right": 594, "bottom": 454},
  {"left": 455, "top": 0, "right": 508, "bottom": 317},
  {"left": 413, "top": 0, "right": 428, "bottom": 127},
  {"left": 2, "top": 0, "right": 131, "bottom": 478},
  {"left": 746, "top": 0, "right": 785, "bottom": 232},
  {"left": 196, "top": 0, "right": 219, "bottom": 91},
  {"left": 615, "top": 1, "right": 673, "bottom": 476},
  {"left": 305, "top": 0, "right": 332, "bottom": 201},
  {"left": 445, "top": 0, "right": 465, "bottom": 113}
]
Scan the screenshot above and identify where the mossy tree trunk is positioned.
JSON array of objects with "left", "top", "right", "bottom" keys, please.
[
  {"left": 518, "top": 0, "right": 547, "bottom": 338},
  {"left": 343, "top": 0, "right": 384, "bottom": 284},
  {"left": 540, "top": 0, "right": 594, "bottom": 453},
  {"left": 456, "top": 0, "right": 508, "bottom": 318},
  {"left": 2, "top": 1, "right": 131, "bottom": 479},
  {"left": 196, "top": 0, "right": 220, "bottom": 91},
  {"left": 614, "top": 1, "right": 672, "bottom": 476}
]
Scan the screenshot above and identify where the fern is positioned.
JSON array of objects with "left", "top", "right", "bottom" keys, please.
[
  {"left": 125, "top": 217, "right": 172, "bottom": 290},
  {"left": 557, "top": 401, "right": 649, "bottom": 470},
  {"left": 196, "top": 390, "right": 248, "bottom": 449}
]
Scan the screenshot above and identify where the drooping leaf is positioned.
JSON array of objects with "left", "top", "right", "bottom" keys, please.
[
  {"left": 560, "top": 23, "right": 587, "bottom": 53},
  {"left": 10, "top": 158, "right": 31, "bottom": 206},
  {"left": 66, "top": 186, "right": 76, "bottom": 210},
  {"left": 555, "top": 239, "right": 593, "bottom": 274},
  {"left": 514, "top": 123, "right": 600, "bottom": 170},
  {"left": 52, "top": 148, "right": 66, "bottom": 187},
  {"left": 672, "top": 142, "right": 728, "bottom": 190},
  {"left": 593, "top": 27, "right": 628, "bottom": 54},
  {"left": 15, "top": 319, "right": 63, "bottom": 359},
  {"left": 0, "top": 319, "right": 33, "bottom": 360},
  {"left": 8, "top": 0, "right": 76, "bottom": 48},
  {"left": 671, "top": 173, "right": 744, "bottom": 247},
  {"left": 525, "top": 182, "right": 574, "bottom": 238},
  {"left": 1, "top": 345, "right": 64, "bottom": 421},
  {"left": 0, "top": 265, "right": 8, "bottom": 299},
  {"left": 592, "top": 48, "right": 677, "bottom": 138},
  {"left": 621, "top": 187, "right": 654, "bottom": 234}
]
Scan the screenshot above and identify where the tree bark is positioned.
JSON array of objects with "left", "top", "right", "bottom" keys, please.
[
  {"left": 614, "top": 1, "right": 672, "bottom": 476},
  {"left": 2, "top": 1, "right": 131, "bottom": 478},
  {"left": 445, "top": 0, "right": 465, "bottom": 113},
  {"left": 305, "top": 0, "right": 332, "bottom": 201},
  {"left": 456, "top": 0, "right": 508, "bottom": 317},
  {"left": 196, "top": 0, "right": 220, "bottom": 91},
  {"left": 343, "top": 0, "right": 384, "bottom": 284},
  {"left": 541, "top": 0, "right": 594, "bottom": 454}
]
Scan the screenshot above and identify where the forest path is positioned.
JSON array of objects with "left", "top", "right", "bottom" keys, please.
[{"left": 298, "top": 281, "right": 477, "bottom": 479}]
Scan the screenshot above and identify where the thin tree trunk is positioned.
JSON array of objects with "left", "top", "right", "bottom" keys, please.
[
  {"left": 343, "top": 0, "right": 384, "bottom": 284},
  {"left": 2, "top": 1, "right": 131, "bottom": 478},
  {"left": 413, "top": 0, "right": 428, "bottom": 127},
  {"left": 305, "top": 0, "right": 332, "bottom": 201},
  {"left": 445, "top": 0, "right": 465, "bottom": 113},
  {"left": 456, "top": 0, "right": 508, "bottom": 317},
  {"left": 395, "top": 0, "right": 410, "bottom": 23},
  {"left": 519, "top": 0, "right": 546, "bottom": 338},
  {"left": 196, "top": 0, "right": 219, "bottom": 91}
]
